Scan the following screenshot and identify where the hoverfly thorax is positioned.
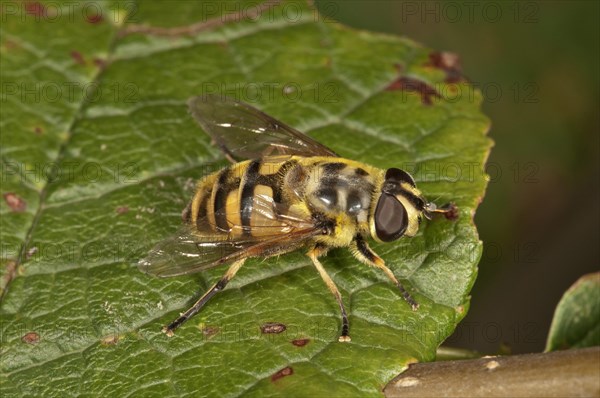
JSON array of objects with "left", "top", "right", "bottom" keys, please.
[{"left": 371, "top": 168, "right": 426, "bottom": 242}]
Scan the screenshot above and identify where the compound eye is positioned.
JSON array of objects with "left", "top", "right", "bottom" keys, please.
[{"left": 374, "top": 194, "right": 408, "bottom": 242}]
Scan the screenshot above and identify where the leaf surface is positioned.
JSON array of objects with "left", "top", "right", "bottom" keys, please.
[
  {"left": 545, "top": 273, "right": 600, "bottom": 352},
  {"left": 1, "top": 1, "right": 491, "bottom": 396}
]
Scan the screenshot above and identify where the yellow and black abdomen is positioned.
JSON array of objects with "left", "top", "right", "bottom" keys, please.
[{"left": 188, "top": 157, "right": 301, "bottom": 239}]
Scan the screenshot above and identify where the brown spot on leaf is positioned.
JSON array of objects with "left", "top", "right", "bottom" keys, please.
[
  {"left": 291, "top": 338, "right": 310, "bottom": 347},
  {"left": 3, "top": 193, "right": 26, "bottom": 212},
  {"left": 25, "top": 2, "right": 46, "bottom": 17},
  {"left": 271, "top": 366, "right": 293, "bottom": 382},
  {"left": 70, "top": 51, "right": 86, "bottom": 66},
  {"left": 427, "top": 51, "right": 463, "bottom": 83},
  {"left": 261, "top": 322, "right": 286, "bottom": 334},
  {"left": 86, "top": 13, "right": 103, "bottom": 24},
  {"left": 447, "top": 85, "right": 459, "bottom": 95},
  {"left": 115, "top": 206, "right": 129, "bottom": 215},
  {"left": 93, "top": 57, "right": 106, "bottom": 69},
  {"left": 201, "top": 326, "right": 219, "bottom": 338},
  {"left": 443, "top": 203, "right": 459, "bottom": 221},
  {"left": 386, "top": 77, "right": 440, "bottom": 105},
  {"left": 3, "top": 40, "right": 19, "bottom": 51},
  {"left": 33, "top": 126, "right": 43, "bottom": 135},
  {"left": 22, "top": 332, "right": 40, "bottom": 345},
  {"left": 101, "top": 334, "right": 119, "bottom": 345}
]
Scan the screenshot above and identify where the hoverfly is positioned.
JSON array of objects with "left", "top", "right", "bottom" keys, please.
[{"left": 138, "top": 94, "right": 456, "bottom": 342}]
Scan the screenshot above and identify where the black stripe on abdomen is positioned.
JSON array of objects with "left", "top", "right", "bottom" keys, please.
[
  {"left": 213, "top": 167, "right": 232, "bottom": 232},
  {"left": 240, "top": 160, "right": 262, "bottom": 235},
  {"left": 257, "top": 159, "right": 298, "bottom": 203},
  {"left": 195, "top": 190, "right": 211, "bottom": 229}
]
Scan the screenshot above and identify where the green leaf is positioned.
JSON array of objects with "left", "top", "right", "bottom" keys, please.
[
  {"left": 1, "top": 1, "right": 491, "bottom": 396},
  {"left": 545, "top": 273, "right": 600, "bottom": 352}
]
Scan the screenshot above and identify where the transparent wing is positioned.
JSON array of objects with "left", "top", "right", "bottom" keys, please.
[
  {"left": 138, "top": 192, "right": 320, "bottom": 277},
  {"left": 188, "top": 94, "right": 338, "bottom": 162},
  {"left": 138, "top": 226, "right": 241, "bottom": 277}
]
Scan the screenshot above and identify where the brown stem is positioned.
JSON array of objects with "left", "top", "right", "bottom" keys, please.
[{"left": 384, "top": 347, "right": 600, "bottom": 397}]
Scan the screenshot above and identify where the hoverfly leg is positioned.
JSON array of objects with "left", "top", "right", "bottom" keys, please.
[
  {"left": 351, "top": 236, "right": 419, "bottom": 311},
  {"left": 307, "top": 246, "right": 351, "bottom": 343},
  {"left": 162, "top": 258, "right": 246, "bottom": 336}
]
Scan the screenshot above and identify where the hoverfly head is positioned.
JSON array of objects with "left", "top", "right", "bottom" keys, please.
[{"left": 371, "top": 168, "right": 425, "bottom": 242}]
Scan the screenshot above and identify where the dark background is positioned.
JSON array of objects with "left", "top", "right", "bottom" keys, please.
[{"left": 316, "top": 0, "right": 600, "bottom": 354}]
